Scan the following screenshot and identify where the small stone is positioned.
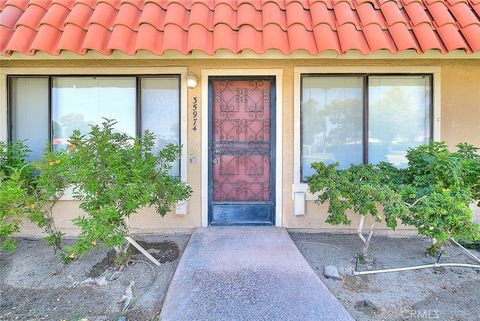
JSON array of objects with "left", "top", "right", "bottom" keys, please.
[
  {"left": 324, "top": 265, "right": 342, "bottom": 280},
  {"left": 433, "top": 267, "right": 447, "bottom": 274},
  {"left": 354, "top": 299, "right": 379, "bottom": 316},
  {"left": 147, "top": 248, "right": 161, "bottom": 255},
  {"left": 117, "top": 317, "right": 127, "bottom": 321}
]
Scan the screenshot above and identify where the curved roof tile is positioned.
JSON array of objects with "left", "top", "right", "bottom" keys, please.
[
  {"left": 213, "top": 23, "right": 237, "bottom": 52},
  {"left": 312, "top": 23, "right": 341, "bottom": 52},
  {"left": 237, "top": 24, "right": 263, "bottom": 52},
  {"left": 426, "top": 1, "right": 456, "bottom": 26},
  {"left": 139, "top": 2, "right": 165, "bottom": 30},
  {"left": 1, "top": 0, "right": 479, "bottom": 56},
  {"left": 89, "top": 2, "right": 117, "bottom": 29},
  {"left": 64, "top": 3, "right": 94, "bottom": 30},
  {"left": 114, "top": 2, "right": 142, "bottom": 31},
  {"left": 57, "top": 23, "right": 87, "bottom": 54},
  {"left": 135, "top": 23, "right": 163, "bottom": 54},
  {"left": 356, "top": 2, "right": 387, "bottom": 28},
  {"left": 1, "top": 4, "right": 24, "bottom": 29},
  {"left": 82, "top": 23, "right": 112, "bottom": 54},
  {"left": 14, "top": 3, "right": 45, "bottom": 30}
]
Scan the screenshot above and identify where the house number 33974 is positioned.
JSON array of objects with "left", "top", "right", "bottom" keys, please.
[{"left": 192, "top": 96, "right": 198, "bottom": 132}]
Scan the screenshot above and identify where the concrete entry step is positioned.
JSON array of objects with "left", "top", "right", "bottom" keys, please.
[{"left": 160, "top": 227, "right": 354, "bottom": 321}]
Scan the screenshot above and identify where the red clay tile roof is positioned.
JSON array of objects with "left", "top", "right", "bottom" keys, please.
[{"left": 1, "top": 0, "right": 480, "bottom": 57}]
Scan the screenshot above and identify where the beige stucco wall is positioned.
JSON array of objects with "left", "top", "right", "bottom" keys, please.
[{"left": 1, "top": 58, "right": 479, "bottom": 237}]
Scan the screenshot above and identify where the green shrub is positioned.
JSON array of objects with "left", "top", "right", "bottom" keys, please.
[
  {"left": 28, "top": 147, "right": 70, "bottom": 251},
  {"left": 307, "top": 162, "right": 409, "bottom": 255},
  {"left": 456, "top": 143, "right": 480, "bottom": 205},
  {"left": 62, "top": 119, "right": 192, "bottom": 262},
  {"left": 0, "top": 140, "right": 34, "bottom": 179},
  {"left": 401, "top": 142, "right": 480, "bottom": 253},
  {"left": 308, "top": 141, "right": 480, "bottom": 256},
  {"left": 0, "top": 141, "right": 70, "bottom": 253},
  {"left": 0, "top": 141, "right": 34, "bottom": 252}
]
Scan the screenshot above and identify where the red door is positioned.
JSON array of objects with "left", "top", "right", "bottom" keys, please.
[{"left": 209, "top": 78, "right": 275, "bottom": 225}]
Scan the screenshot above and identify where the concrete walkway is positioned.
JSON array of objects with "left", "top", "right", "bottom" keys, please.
[{"left": 160, "top": 227, "right": 354, "bottom": 321}]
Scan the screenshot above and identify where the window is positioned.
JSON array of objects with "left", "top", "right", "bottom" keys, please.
[
  {"left": 52, "top": 77, "right": 137, "bottom": 148},
  {"left": 8, "top": 75, "right": 181, "bottom": 175},
  {"left": 301, "top": 76, "right": 364, "bottom": 178},
  {"left": 141, "top": 77, "right": 180, "bottom": 175},
  {"left": 9, "top": 77, "right": 49, "bottom": 161},
  {"left": 301, "top": 74, "right": 432, "bottom": 182},
  {"left": 368, "top": 76, "right": 432, "bottom": 165}
]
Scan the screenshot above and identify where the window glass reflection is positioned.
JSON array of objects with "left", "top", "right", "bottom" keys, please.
[
  {"left": 301, "top": 77, "right": 364, "bottom": 181},
  {"left": 141, "top": 77, "right": 180, "bottom": 176},
  {"left": 368, "top": 76, "right": 431, "bottom": 166},
  {"left": 10, "top": 77, "right": 49, "bottom": 161},
  {"left": 52, "top": 77, "right": 136, "bottom": 149}
]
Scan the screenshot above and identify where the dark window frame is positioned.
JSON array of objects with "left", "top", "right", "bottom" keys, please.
[
  {"left": 300, "top": 73, "right": 434, "bottom": 182},
  {"left": 7, "top": 74, "right": 182, "bottom": 173}
]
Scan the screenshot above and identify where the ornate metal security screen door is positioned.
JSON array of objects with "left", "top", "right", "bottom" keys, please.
[{"left": 209, "top": 78, "right": 275, "bottom": 225}]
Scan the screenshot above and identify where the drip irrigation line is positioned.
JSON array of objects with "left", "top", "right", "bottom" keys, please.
[{"left": 354, "top": 238, "right": 480, "bottom": 276}]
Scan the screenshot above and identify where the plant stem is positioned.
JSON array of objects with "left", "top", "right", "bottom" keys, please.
[
  {"left": 358, "top": 216, "right": 375, "bottom": 255},
  {"left": 406, "top": 195, "right": 427, "bottom": 208},
  {"left": 358, "top": 216, "right": 367, "bottom": 245}
]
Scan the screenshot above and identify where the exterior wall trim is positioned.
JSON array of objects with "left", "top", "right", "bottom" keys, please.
[
  {"left": 0, "top": 67, "right": 189, "bottom": 211},
  {"left": 201, "top": 69, "right": 284, "bottom": 227},
  {"left": 292, "top": 66, "right": 442, "bottom": 201},
  {"left": 0, "top": 66, "right": 6, "bottom": 142}
]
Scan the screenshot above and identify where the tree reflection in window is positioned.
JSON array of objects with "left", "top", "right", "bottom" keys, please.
[
  {"left": 301, "top": 75, "right": 432, "bottom": 182},
  {"left": 52, "top": 77, "right": 136, "bottom": 149},
  {"left": 302, "top": 77, "right": 363, "bottom": 180}
]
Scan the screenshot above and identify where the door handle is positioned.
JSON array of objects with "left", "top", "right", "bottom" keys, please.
[{"left": 212, "top": 149, "right": 220, "bottom": 164}]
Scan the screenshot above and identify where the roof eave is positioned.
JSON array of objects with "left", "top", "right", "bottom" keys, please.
[{"left": 1, "top": 49, "right": 480, "bottom": 60}]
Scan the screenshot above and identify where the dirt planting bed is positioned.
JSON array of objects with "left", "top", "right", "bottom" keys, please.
[
  {"left": 290, "top": 232, "right": 480, "bottom": 321},
  {"left": 0, "top": 233, "right": 190, "bottom": 321}
]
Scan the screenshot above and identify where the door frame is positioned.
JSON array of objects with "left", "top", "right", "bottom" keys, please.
[{"left": 201, "top": 69, "right": 283, "bottom": 227}]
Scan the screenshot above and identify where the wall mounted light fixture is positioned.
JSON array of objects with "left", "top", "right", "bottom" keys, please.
[{"left": 187, "top": 73, "right": 198, "bottom": 89}]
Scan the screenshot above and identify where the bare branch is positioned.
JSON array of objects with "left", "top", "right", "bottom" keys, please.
[
  {"left": 405, "top": 195, "right": 427, "bottom": 208},
  {"left": 357, "top": 216, "right": 367, "bottom": 246}
]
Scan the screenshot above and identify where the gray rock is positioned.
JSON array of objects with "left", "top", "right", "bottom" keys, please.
[
  {"left": 354, "top": 299, "right": 379, "bottom": 316},
  {"left": 324, "top": 265, "right": 342, "bottom": 280}
]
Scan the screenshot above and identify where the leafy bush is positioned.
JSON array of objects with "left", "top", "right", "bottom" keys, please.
[
  {"left": 456, "top": 143, "right": 480, "bottom": 205},
  {"left": 307, "top": 141, "right": 480, "bottom": 256},
  {"left": 401, "top": 142, "right": 480, "bottom": 254},
  {"left": 0, "top": 141, "right": 34, "bottom": 252},
  {"left": 28, "top": 147, "right": 70, "bottom": 251},
  {"left": 0, "top": 140, "right": 34, "bottom": 179},
  {"left": 0, "top": 141, "right": 69, "bottom": 252},
  {"left": 307, "top": 162, "right": 409, "bottom": 255},
  {"left": 62, "top": 119, "right": 192, "bottom": 262}
]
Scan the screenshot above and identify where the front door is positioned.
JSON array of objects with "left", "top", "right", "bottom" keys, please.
[{"left": 209, "top": 77, "right": 275, "bottom": 225}]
